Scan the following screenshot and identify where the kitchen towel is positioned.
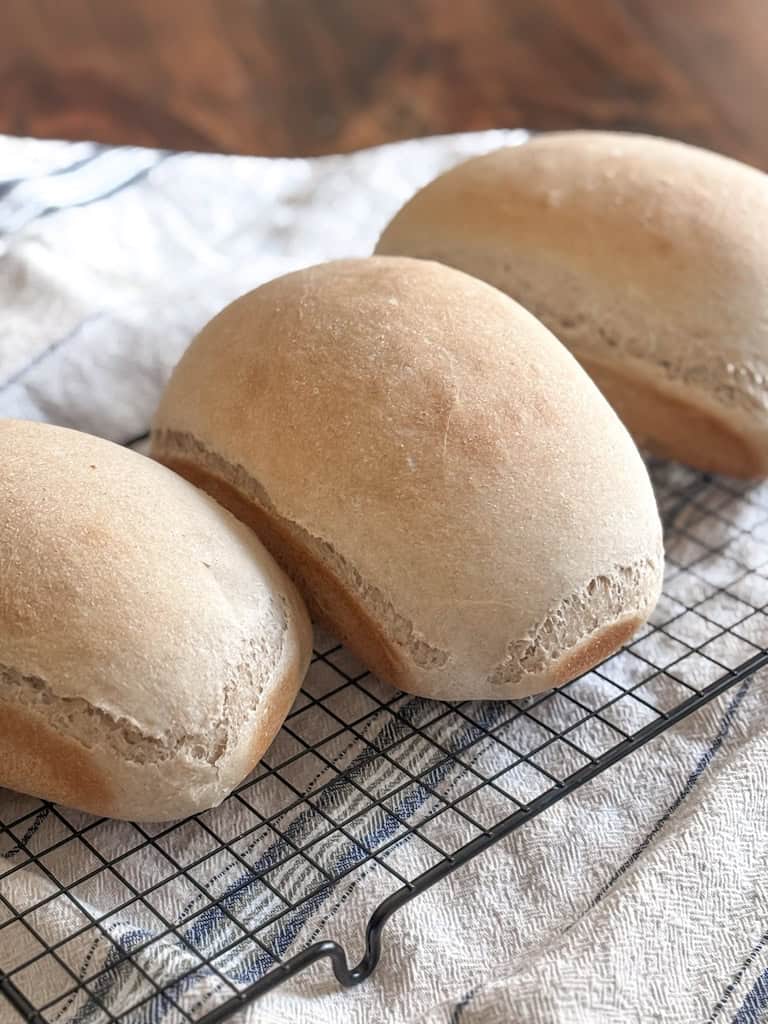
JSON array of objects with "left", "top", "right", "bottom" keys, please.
[{"left": 0, "top": 129, "right": 767, "bottom": 1024}]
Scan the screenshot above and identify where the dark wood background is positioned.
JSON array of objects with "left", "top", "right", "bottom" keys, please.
[{"left": 1, "top": 0, "right": 766, "bottom": 167}]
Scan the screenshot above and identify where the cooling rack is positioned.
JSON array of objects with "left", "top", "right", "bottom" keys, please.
[{"left": 2, "top": 454, "right": 768, "bottom": 1024}]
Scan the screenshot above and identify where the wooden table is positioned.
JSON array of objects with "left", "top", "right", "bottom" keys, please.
[{"left": 1, "top": 0, "right": 766, "bottom": 167}]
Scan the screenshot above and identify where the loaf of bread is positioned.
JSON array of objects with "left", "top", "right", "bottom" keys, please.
[
  {"left": 376, "top": 132, "right": 768, "bottom": 477},
  {"left": 152, "top": 257, "right": 663, "bottom": 701},
  {"left": 0, "top": 419, "right": 312, "bottom": 821}
]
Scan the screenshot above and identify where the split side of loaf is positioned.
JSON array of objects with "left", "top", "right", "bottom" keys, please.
[
  {"left": 376, "top": 131, "right": 768, "bottom": 477},
  {"left": 151, "top": 257, "right": 663, "bottom": 701},
  {"left": 0, "top": 419, "right": 312, "bottom": 821}
]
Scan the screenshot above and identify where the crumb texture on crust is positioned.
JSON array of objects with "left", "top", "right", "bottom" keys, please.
[
  {"left": 1, "top": 662, "right": 225, "bottom": 766},
  {"left": 373, "top": 242, "right": 767, "bottom": 479},
  {"left": 393, "top": 245, "right": 768, "bottom": 421},
  {"left": 153, "top": 429, "right": 661, "bottom": 695},
  {"left": 0, "top": 589, "right": 287, "bottom": 771},
  {"left": 153, "top": 429, "right": 450, "bottom": 673},
  {"left": 487, "top": 556, "right": 661, "bottom": 690},
  {"left": 534, "top": 301, "right": 768, "bottom": 418}
]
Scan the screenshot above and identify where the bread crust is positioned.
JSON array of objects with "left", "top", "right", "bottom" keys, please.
[
  {"left": 375, "top": 132, "right": 768, "bottom": 477},
  {"left": 156, "top": 448, "right": 407, "bottom": 684},
  {"left": 152, "top": 257, "right": 663, "bottom": 700},
  {"left": 0, "top": 419, "right": 312, "bottom": 820},
  {"left": 581, "top": 357, "right": 763, "bottom": 477},
  {"left": 1, "top": 702, "right": 111, "bottom": 812}
]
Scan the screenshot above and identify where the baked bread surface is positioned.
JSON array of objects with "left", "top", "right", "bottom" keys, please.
[
  {"left": 376, "top": 132, "right": 768, "bottom": 477},
  {"left": 152, "top": 257, "right": 663, "bottom": 700},
  {"left": 0, "top": 419, "right": 312, "bottom": 820}
]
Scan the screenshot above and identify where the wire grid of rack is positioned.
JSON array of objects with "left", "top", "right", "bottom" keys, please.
[{"left": 2, "top": 455, "right": 768, "bottom": 1024}]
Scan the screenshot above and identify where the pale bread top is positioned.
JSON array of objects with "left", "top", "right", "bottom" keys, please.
[
  {"left": 376, "top": 132, "right": 768, "bottom": 475},
  {"left": 0, "top": 419, "right": 312, "bottom": 820},
  {"left": 152, "top": 257, "right": 663, "bottom": 699}
]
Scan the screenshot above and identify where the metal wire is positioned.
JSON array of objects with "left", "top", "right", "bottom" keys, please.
[{"left": 1, "top": 453, "right": 767, "bottom": 1022}]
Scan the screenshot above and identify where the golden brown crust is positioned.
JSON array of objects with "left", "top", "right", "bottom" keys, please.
[
  {"left": 246, "top": 660, "right": 310, "bottom": 772},
  {"left": 0, "top": 419, "right": 312, "bottom": 820},
  {"left": 150, "top": 259, "right": 663, "bottom": 701},
  {"left": 0, "top": 703, "right": 110, "bottom": 816},
  {"left": 549, "top": 614, "right": 646, "bottom": 688},
  {"left": 581, "top": 358, "right": 765, "bottom": 478},
  {"left": 156, "top": 451, "right": 407, "bottom": 689},
  {"left": 154, "top": 432, "right": 663, "bottom": 701},
  {"left": 375, "top": 132, "right": 768, "bottom": 478}
]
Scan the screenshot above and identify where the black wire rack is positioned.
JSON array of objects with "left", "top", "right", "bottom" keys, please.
[{"left": 2, "top": 454, "right": 768, "bottom": 1023}]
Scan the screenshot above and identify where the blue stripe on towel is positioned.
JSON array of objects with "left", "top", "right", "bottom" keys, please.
[
  {"left": 708, "top": 931, "right": 768, "bottom": 1022},
  {"left": 732, "top": 969, "right": 768, "bottom": 1023},
  {"left": 590, "top": 678, "right": 752, "bottom": 907},
  {"left": 450, "top": 986, "right": 478, "bottom": 1024},
  {"left": 0, "top": 143, "right": 100, "bottom": 197},
  {"left": 0, "top": 149, "right": 166, "bottom": 234},
  {"left": 454, "top": 682, "right": 754, "bottom": 1024},
  {"left": 71, "top": 697, "right": 507, "bottom": 1022}
]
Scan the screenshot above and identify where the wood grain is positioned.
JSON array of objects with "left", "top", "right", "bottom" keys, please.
[{"left": 0, "top": 0, "right": 766, "bottom": 166}]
